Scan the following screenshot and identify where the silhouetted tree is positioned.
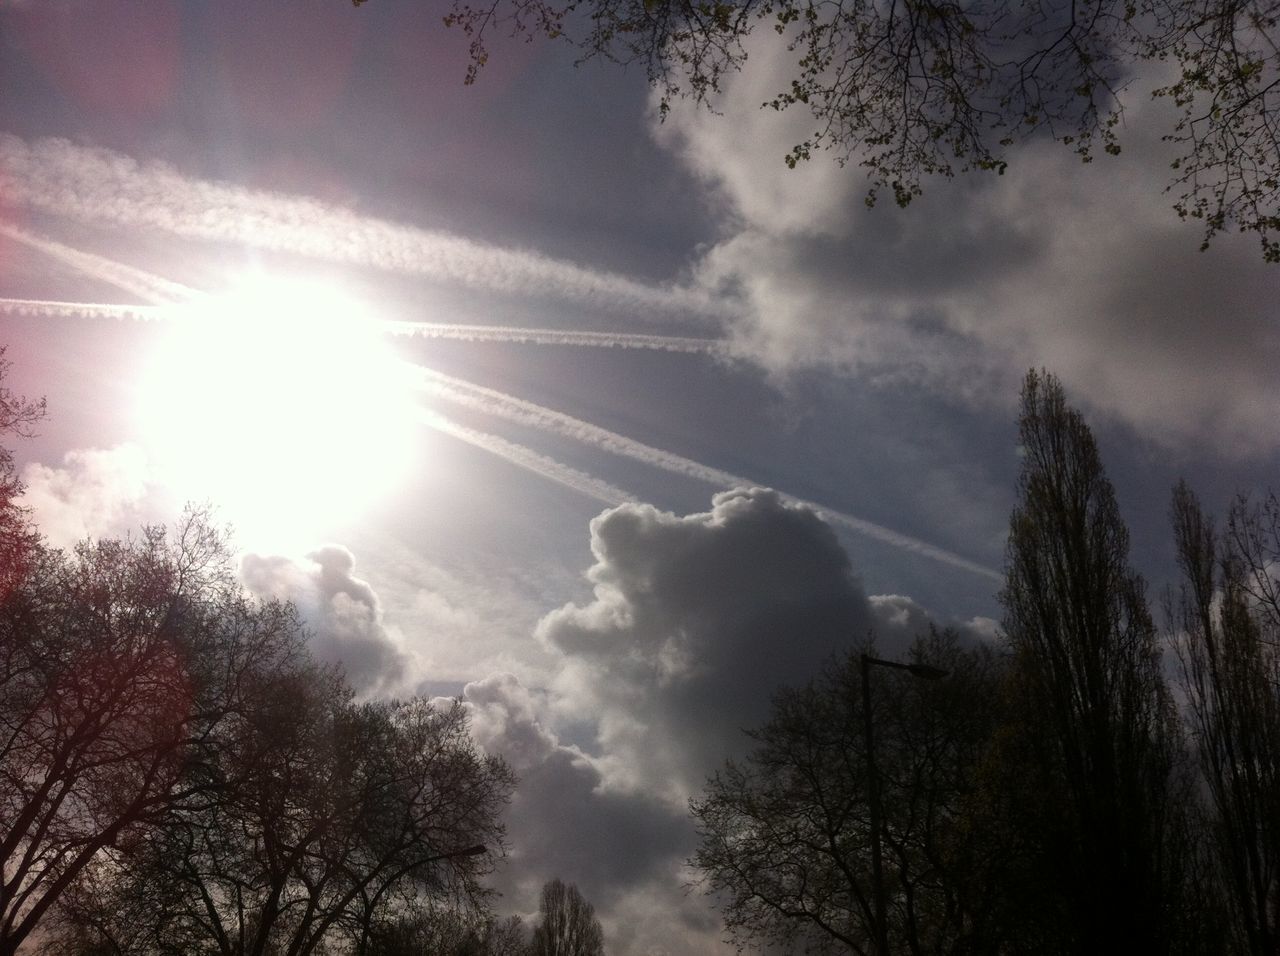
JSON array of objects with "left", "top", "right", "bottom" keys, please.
[
  {"left": 360, "top": 0, "right": 1280, "bottom": 260},
  {"left": 0, "top": 347, "right": 43, "bottom": 598},
  {"left": 1171, "top": 483, "right": 1280, "bottom": 955},
  {"left": 0, "top": 513, "right": 275, "bottom": 956},
  {"left": 367, "top": 905, "right": 527, "bottom": 955},
  {"left": 529, "top": 879, "right": 603, "bottom": 956},
  {"left": 690, "top": 628, "right": 1007, "bottom": 954},
  {"left": 999, "top": 369, "right": 1192, "bottom": 953},
  {"left": 0, "top": 354, "right": 517, "bottom": 954},
  {"left": 57, "top": 683, "right": 513, "bottom": 956}
]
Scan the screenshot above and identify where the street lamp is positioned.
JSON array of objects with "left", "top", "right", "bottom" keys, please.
[{"left": 860, "top": 654, "right": 948, "bottom": 956}]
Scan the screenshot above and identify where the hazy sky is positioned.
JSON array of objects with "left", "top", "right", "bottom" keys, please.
[{"left": 1, "top": 2, "right": 1278, "bottom": 951}]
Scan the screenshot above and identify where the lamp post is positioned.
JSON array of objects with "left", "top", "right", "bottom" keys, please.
[{"left": 860, "top": 654, "right": 948, "bottom": 956}]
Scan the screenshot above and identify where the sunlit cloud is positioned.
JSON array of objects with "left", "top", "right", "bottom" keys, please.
[
  {"left": 653, "top": 35, "right": 1280, "bottom": 454},
  {"left": 241, "top": 545, "right": 414, "bottom": 697},
  {"left": 537, "top": 487, "right": 892, "bottom": 805},
  {"left": 19, "top": 444, "right": 155, "bottom": 548},
  {"left": 446, "top": 673, "right": 699, "bottom": 939}
]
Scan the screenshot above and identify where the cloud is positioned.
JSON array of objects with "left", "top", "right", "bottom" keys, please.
[
  {"left": 0, "top": 134, "right": 725, "bottom": 324},
  {"left": 458, "top": 492, "right": 970, "bottom": 953},
  {"left": 439, "top": 494, "right": 979, "bottom": 954},
  {"left": 534, "top": 487, "right": 916, "bottom": 807},
  {"left": 240, "top": 545, "right": 411, "bottom": 696},
  {"left": 448, "top": 673, "right": 719, "bottom": 956},
  {"left": 19, "top": 444, "right": 153, "bottom": 548},
  {"left": 654, "top": 37, "right": 1280, "bottom": 454}
]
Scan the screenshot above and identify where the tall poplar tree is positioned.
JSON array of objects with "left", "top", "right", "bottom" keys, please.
[
  {"left": 529, "top": 879, "right": 603, "bottom": 956},
  {"left": 1000, "top": 370, "right": 1188, "bottom": 952},
  {"left": 1171, "top": 483, "right": 1280, "bottom": 955}
]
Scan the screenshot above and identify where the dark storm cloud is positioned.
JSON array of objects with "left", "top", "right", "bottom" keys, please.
[{"left": 240, "top": 545, "right": 409, "bottom": 696}]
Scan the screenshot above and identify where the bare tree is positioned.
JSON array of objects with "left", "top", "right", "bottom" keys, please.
[
  {"left": 1171, "top": 483, "right": 1280, "bottom": 955},
  {"left": 60, "top": 688, "right": 513, "bottom": 956},
  {"left": 0, "top": 347, "right": 44, "bottom": 599},
  {"left": 0, "top": 513, "right": 278, "bottom": 956},
  {"left": 374, "top": 0, "right": 1280, "bottom": 260},
  {"left": 690, "top": 629, "right": 1007, "bottom": 955},
  {"left": 366, "top": 905, "right": 527, "bottom": 955},
  {"left": 1000, "top": 369, "right": 1192, "bottom": 953},
  {"left": 529, "top": 879, "right": 603, "bottom": 956}
]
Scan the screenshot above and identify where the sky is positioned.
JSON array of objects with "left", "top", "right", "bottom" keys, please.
[{"left": 1, "top": 2, "right": 1278, "bottom": 952}]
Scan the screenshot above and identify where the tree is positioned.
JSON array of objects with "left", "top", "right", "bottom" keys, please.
[
  {"left": 529, "top": 878, "right": 603, "bottom": 956},
  {"left": 0, "top": 346, "right": 44, "bottom": 599},
  {"left": 55, "top": 677, "right": 514, "bottom": 956},
  {"left": 0, "top": 514, "right": 275, "bottom": 956},
  {"left": 0, "top": 352, "right": 516, "bottom": 953},
  {"left": 1170, "top": 483, "right": 1280, "bottom": 955},
  {"left": 999, "top": 369, "right": 1192, "bottom": 952},
  {"left": 690, "top": 629, "right": 1007, "bottom": 955},
  {"left": 373, "top": 0, "right": 1280, "bottom": 260},
  {"left": 367, "top": 905, "right": 528, "bottom": 955}
]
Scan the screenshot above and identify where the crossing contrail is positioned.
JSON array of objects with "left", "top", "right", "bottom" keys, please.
[
  {"left": 0, "top": 294, "right": 728, "bottom": 356},
  {"left": 384, "top": 321, "right": 726, "bottom": 354},
  {"left": 0, "top": 134, "right": 729, "bottom": 324},
  {"left": 0, "top": 222, "right": 197, "bottom": 304},
  {"left": 419, "top": 409, "right": 636, "bottom": 508},
  {"left": 0, "top": 298, "right": 168, "bottom": 322},
  {"left": 413, "top": 365, "right": 1002, "bottom": 581}
]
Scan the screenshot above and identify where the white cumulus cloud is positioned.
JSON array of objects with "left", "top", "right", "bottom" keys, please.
[
  {"left": 19, "top": 443, "right": 153, "bottom": 548},
  {"left": 240, "top": 545, "right": 412, "bottom": 696}
]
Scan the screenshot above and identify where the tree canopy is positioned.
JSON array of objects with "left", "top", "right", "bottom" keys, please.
[
  {"left": 529, "top": 879, "right": 604, "bottom": 956},
  {"left": 690, "top": 629, "right": 1007, "bottom": 953},
  {"left": 377, "top": 0, "right": 1280, "bottom": 260},
  {"left": 0, "top": 363, "right": 515, "bottom": 956}
]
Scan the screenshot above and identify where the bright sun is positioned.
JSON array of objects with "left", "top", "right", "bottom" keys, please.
[{"left": 137, "top": 273, "right": 418, "bottom": 551}]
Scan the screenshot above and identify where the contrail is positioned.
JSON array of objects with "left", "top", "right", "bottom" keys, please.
[
  {"left": 384, "top": 321, "right": 726, "bottom": 354},
  {"left": 420, "top": 409, "right": 636, "bottom": 507},
  {"left": 0, "top": 292, "right": 727, "bottom": 356},
  {"left": 413, "top": 365, "right": 1002, "bottom": 581},
  {"left": 0, "top": 297, "right": 167, "bottom": 322},
  {"left": 0, "top": 222, "right": 197, "bottom": 305},
  {"left": 0, "top": 134, "right": 729, "bottom": 324}
]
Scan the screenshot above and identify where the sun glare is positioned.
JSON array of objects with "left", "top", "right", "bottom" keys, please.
[{"left": 137, "top": 274, "right": 417, "bottom": 551}]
